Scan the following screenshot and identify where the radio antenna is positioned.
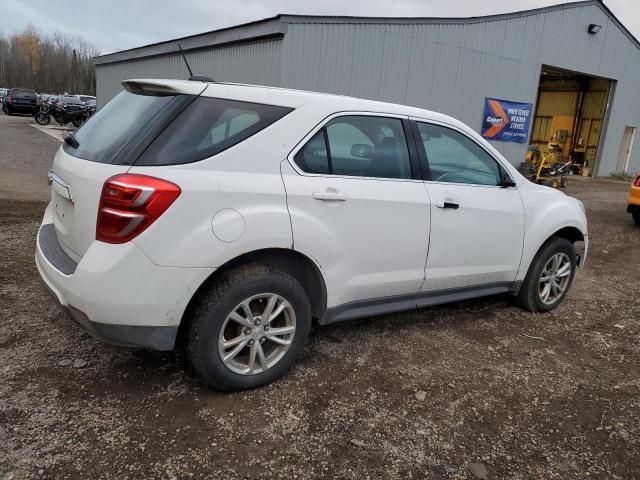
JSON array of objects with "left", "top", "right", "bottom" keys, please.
[
  {"left": 177, "top": 43, "right": 214, "bottom": 82},
  {"left": 177, "top": 43, "right": 194, "bottom": 77}
]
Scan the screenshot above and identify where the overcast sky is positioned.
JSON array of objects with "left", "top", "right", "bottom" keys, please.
[{"left": 0, "top": 0, "right": 638, "bottom": 54}]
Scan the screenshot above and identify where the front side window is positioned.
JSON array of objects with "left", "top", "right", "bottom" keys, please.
[
  {"left": 294, "top": 115, "right": 412, "bottom": 180},
  {"left": 416, "top": 122, "right": 501, "bottom": 186},
  {"left": 138, "top": 97, "right": 292, "bottom": 166}
]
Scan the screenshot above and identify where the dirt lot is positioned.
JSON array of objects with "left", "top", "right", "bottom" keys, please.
[{"left": 1, "top": 114, "right": 639, "bottom": 479}]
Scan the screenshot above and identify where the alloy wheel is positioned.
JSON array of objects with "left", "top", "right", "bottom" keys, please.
[
  {"left": 538, "top": 252, "right": 571, "bottom": 305},
  {"left": 218, "top": 293, "right": 296, "bottom": 375}
]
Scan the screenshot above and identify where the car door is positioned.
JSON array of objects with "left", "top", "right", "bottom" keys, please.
[
  {"left": 281, "top": 113, "right": 431, "bottom": 309},
  {"left": 412, "top": 119, "right": 525, "bottom": 292}
]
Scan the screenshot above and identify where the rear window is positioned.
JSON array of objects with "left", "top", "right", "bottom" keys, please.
[
  {"left": 136, "top": 97, "right": 292, "bottom": 166},
  {"left": 59, "top": 97, "right": 80, "bottom": 104},
  {"left": 10, "top": 89, "right": 36, "bottom": 97},
  {"left": 64, "top": 90, "right": 174, "bottom": 163}
]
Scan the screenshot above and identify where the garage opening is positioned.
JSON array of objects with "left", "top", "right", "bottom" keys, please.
[{"left": 528, "top": 65, "right": 613, "bottom": 177}]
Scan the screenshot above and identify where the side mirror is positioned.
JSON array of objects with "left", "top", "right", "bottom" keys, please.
[
  {"left": 351, "top": 144, "right": 374, "bottom": 158},
  {"left": 500, "top": 170, "right": 517, "bottom": 188}
]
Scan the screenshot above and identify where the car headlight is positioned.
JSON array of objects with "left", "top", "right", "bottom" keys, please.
[{"left": 576, "top": 199, "right": 585, "bottom": 214}]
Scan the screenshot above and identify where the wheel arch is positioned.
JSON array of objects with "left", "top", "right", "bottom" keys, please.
[
  {"left": 550, "top": 226, "right": 585, "bottom": 245},
  {"left": 176, "top": 248, "right": 327, "bottom": 346},
  {"left": 517, "top": 220, "right": 587, "bottom": 284}
]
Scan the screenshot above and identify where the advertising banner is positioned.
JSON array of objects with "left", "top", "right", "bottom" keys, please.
[{"left": 481, "top": 98, "right": 532, "bottom": 143}]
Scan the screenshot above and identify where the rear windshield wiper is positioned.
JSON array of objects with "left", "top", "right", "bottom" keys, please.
[{"left": 63, "top": 131, "right": 80, "bottom": 149}]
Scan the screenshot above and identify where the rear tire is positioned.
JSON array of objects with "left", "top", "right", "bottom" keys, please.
[
  {"left": 633, "top": 211, "right": 640, "bottom": 226},
  {"left": 72, "top": 118, "right": 84, "bottom": 128},
  {"left": 517, "top": 237, "right": 576, "bottom": 312},
  {"left": 186, "top": 264, "right": 311, "bottom": 391}
]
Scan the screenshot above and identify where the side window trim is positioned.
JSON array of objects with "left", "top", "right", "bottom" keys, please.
[
  {"left": 409, "top": 119, "right": 432, "bottom": 181},
  {"left": 321, "top": 126, "right": 334, "bottom": 174},
  {"left": 288, "top": 112, "right": 422, "bottom": 181},
  {"left": 410, "top": 119, "right": 512, "bottom": 187}
]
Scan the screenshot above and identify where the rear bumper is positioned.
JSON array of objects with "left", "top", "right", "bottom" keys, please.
[
  {"left": 39, "top": 277, "right": 179, "bottom": 350},
  {"left": 6, "top": 104, "right": 37, "bottom": 113},
  {"left": 36, "top": 207, "right": 214, "bottom": 350}
]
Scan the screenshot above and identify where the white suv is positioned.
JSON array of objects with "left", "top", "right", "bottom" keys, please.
[{"left": 36, "top": 79, "right": 588, "bottom": 390}]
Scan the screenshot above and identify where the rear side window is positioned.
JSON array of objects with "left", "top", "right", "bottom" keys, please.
[
  {"left": 10, "top": 89, "right": 36, "bottom": 98},
  {"left": 137, "top": 97, "right": 292, "bottom": 166},
  {"left": 293, "top": 115, "right": 412, "bottom": 180},
  {"left": 65, "top": 90, "right": 174, "bottom": 163},
  {"left": 294, "top": 130, "right": 329, "bottom": 174}
]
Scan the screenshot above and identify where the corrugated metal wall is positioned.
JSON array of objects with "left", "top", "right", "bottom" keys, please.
[
  {"left": 95, "top": 2, "right": 640, "bottom": 175},
  {"left": 279, "top": 3, "right": 640, "bottom": 175},
  {"left": 96, "top": 39, "right": 282, "bottom": 107}
]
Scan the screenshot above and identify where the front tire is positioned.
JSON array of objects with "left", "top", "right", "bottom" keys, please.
[
  {"left": 517, "top": 237, "right": 576, "bottom": 312},
  {"left": 186, "top": 264, "right": 311, "bottom": 391},
  {"left": 35, "top": 112, "right": 50, "bottom": 126}
]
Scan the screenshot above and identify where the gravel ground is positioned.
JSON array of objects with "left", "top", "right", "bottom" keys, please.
[{"left": 1, "top": 114, "right": 639, "bottom": 479}]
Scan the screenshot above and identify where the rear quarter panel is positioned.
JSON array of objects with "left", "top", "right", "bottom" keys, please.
[{"left": 128, "top": 105, "right": 323, "bottom": 268}]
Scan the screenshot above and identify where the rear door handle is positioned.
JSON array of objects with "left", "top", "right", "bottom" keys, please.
[
  {"left": 312, "top": 189, "right": 347, "bottom": 202},
  {"left": 436, "top": 200, "right": 459, "bottom": 209}
]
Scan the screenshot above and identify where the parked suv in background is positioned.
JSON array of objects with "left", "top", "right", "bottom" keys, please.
[
  {"left": 36, "top": 79, "right": 588, "bottom": 391},
  {"left": 3, "top": 88, "right": 38, "bottom": 115}
]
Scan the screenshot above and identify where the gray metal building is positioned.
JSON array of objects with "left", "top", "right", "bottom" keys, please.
[{"left": 93, "top": 0, "right": 640, "bottom": 176}]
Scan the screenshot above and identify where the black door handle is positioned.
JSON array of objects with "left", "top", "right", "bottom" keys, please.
[{"left": 436, "top": 201, "right": 459, "bottom": 209}]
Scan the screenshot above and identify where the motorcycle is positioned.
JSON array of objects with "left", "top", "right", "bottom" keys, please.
[{"left": 35, "top": 100, "right": 89, "bottom": 128}]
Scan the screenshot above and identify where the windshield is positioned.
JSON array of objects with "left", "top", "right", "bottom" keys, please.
[{"left": 64, "top": 90, "right": 174, "bottom": 163}]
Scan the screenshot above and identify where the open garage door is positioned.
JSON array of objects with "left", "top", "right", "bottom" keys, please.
[{"left": 528, "top": 66, "right": 612, "bottom": 177}]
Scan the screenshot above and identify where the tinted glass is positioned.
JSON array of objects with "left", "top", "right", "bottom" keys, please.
[
  {"left": 10, "top": 89, "right": 36, "bottom": 98},
  {"left": 65, "top": 90, "right": 174, "bottom": 163},
  {"left": 417, "top": 123, "right": 501, "bottom": 186},
  {"left": 59, "top": 97, "right": 81, "bottom": 104},
  {"left": 324, "top": 116, "right": 411, "bottom": 179},
  {"left": 294, "top": 130, "right": 329, "bottom": 174},
  {"left": 137, "top": 97, "right": 292, "bottom": 166}
]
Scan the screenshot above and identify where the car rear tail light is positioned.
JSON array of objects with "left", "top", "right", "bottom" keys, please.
[
  {"left": 96, "top": 174, "right": 181, "bottom": 244},
  {"left": 6, "top": 96, "right": 12, "bottom": 104},
  {"left": 634, "top": 176, "right": 640, "bottom": 187},
  {"left": 36, "top": 99, "right": 41, "bottom": 106}
]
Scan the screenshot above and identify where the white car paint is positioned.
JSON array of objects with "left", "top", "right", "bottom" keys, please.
[{"left": 35, "top": 79, "right": 588, "bottom": 344}]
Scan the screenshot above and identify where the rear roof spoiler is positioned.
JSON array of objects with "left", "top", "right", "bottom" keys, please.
[{"left": 122, "top": 79, "right": 208, "bottom": 96}]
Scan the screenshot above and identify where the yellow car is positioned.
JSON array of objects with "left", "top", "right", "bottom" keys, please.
[{"left": 628, "top": 174, "right": 640, "bottom": 225}]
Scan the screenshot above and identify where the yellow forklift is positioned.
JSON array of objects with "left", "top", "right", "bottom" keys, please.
[{"left": 523, "top": 143, "right": 570, "bottom": 188}]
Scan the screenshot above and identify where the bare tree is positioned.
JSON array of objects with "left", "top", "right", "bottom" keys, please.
[{"left": 0, "top": 26, "right": 99, "bottom": 95}]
